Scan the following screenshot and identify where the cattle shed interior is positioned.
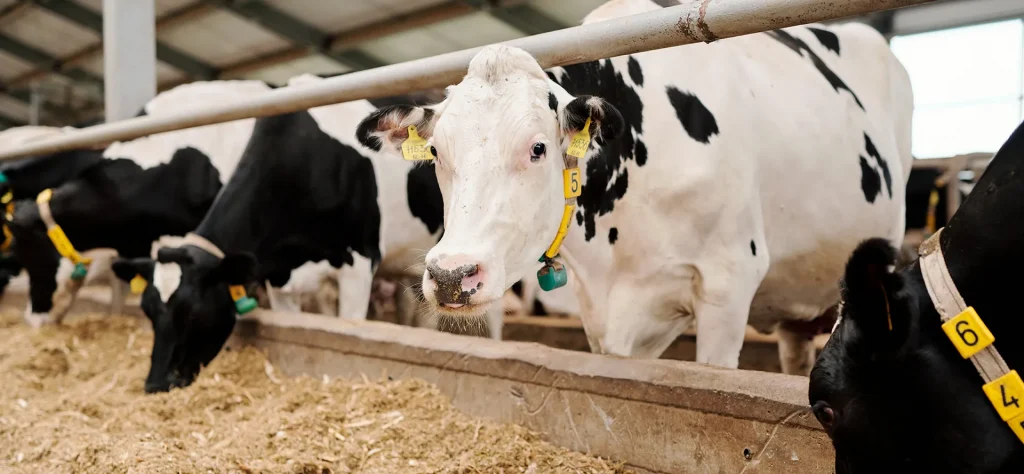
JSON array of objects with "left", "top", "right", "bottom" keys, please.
[
  {"left": 0, "top": 0, "right": 1013, "bottom": 133},
  {"left": 1, "top": 0, "right": 1023, "bottom": 473}
]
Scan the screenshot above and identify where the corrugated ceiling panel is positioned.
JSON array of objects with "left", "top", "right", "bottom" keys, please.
[
  {"left": 158, "top": 9, "right": 291, "bottom": 67},
  {"left": 71, "top": 0, "right": 194, "bottom": 17},
  {"left": 263, "top": 0, "right": 381, "bottom": 33},
  {"left": 0, "top": 94, "right": 31, "bottom": 123},
  {"left": 264, "top": 0, "right": 449, "bottom": 35},
  {"left": 2, "top": 7, "right": 100, "bottom": 58},
  {"left": 77, "top": 54, "right": 186, "bottom": 86},
  {"left": 0, "top": 49, "right": 34, "bottom": 80},
  {"left": 154, "top": 0, "right": 199, "bottom": 17},
  {"left": 528, "top": 0, "right": 610, "bottom": 26},
  {"left": 359, "top": 11, "right": 523, "bottom": 64},
  {"left": 77, "top": 54, "right": 103, "bottom": 78},
  {"left": 244, "top": 54, "right": 350, "bottom": 86},
  {"left": 38, "top": 74, "right": 101, "bottom": 111},
  {"left": 72, "top": 0, "right": 101, "bottom": 12},
  {"left": 156, "top": 60, "right": 187, "bottom": 84}
]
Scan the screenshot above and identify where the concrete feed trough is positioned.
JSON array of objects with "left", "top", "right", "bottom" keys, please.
[{"left": 227, "top": 310, "right": 833, "bottom": 473}]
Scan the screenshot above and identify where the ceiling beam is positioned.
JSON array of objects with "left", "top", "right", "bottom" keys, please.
[
  {"left": 33, "top": 0, "right": 218, "bottom": 80},
  {"left": 460, "top": 0, "right": 568, "bottom": 36},
  {"left": 0, "top": 32, "right": 102, "bottom": 86},
  {"left": 206, "top": 0, "right": 385, "bottom": 72},
  {"left": 328, "top": 1, "right": 476, "bottom": 52}
]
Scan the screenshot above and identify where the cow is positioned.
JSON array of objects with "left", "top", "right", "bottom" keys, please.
[
  {"left": 809, "top": 120, "right": 1024, "bottom": 473},
  {"left": 108, "top": 73, "right": 501, "bottom": 393},
  {"left": 8, "top": 79, "right": 270, "bottom": 327},
  {"left": 355, "top": 0, "right": 913, "bottom": 375},
  {"left": 0, "top": 126, "right": 108, "bottom": 296}
]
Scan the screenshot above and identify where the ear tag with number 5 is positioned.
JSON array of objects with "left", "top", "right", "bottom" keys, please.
[
  {"left": 566, "top": 117, "right": 592, "bottom": 159},
  {"left": 401, "top": 125, "right": 433, "bottom": 161}
]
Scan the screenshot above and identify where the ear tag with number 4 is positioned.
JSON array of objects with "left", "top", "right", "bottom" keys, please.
[
  {"left": 566, "top": 117, "right": 592, "bottom": 159},
  {"left": 401, "top": 125, "right": 433, "bottom": 161}
]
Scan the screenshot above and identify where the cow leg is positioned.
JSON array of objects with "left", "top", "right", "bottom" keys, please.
[
  {"left": 338, "top": 255, "right": 373, "bottom": 320},
  {"left": 395, "top": 277, "right": 420, "bottom": 327},
  {"left": 9, "top": 205, "right": 61, "bottom": 327},
  {"left": 109, "top": 278, "right": 127, "bottom": 316},
  {"left": 693, "top": 266, "right": 764, "bottom": 369},
  {"left": 317, "top": 274, "right": 339, "bottom": 316},
  {"left": 775, "top": 305, "right": 837, "bottom": 375},
  {"left": 776, "top": 324, "right": 816, "bottom": 376},
  {"left": 485, "top": 303, "right": 503, "bottom": 340},
  {"left": 518, "top": 278, "right": 536, "bottom": 318}
]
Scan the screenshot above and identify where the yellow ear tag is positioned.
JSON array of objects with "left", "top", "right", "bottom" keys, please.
[
  {"left": 229, "top": 285, "right": 247, "bottom": 302},
  {"left": 46, "top": 225, "right": 86, "bottom": 265},
  {"left": 401, "top": 125, "right": 433, "bottom": 161},
  {"left": 130, "top": 274, "right": 147, "bottom": 294},
  {"left": 566, "top": 117, "right": 592, "bottom": 159}
]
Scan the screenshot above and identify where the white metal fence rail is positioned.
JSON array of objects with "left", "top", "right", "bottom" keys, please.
[{"left": 0, "top": 0, "right": 935, "bottom": 161}]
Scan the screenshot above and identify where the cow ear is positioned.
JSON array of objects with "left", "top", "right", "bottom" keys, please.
[
  {"left": 841, "top": 238, "right": 914, "bottom": 352},
  {"left": 156, "top": 247, "right": 193, "bottom": 265},
  {"left": 112, "top": 257, "right": 154, "bottom": 282},
  {"left": 208, "top": 252, "right": 256, "bottom": 285},
  {"left": 559, "top": 95, "right": 624, "bottom": 159},
  {"left": 356, "top": 104, "right": 439, "bottom": 154}
]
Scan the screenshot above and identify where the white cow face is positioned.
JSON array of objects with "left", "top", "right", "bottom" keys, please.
[{"left": 358, "top": 45, "right": 622, "bottom": 318}]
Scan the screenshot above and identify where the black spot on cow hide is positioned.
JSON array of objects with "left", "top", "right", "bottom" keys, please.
[
  {"left": 407, "top": 163, "right": 444, "bottom": 234},
  {"left": 766, "top": 29, "right": 863, "bottom": 110},
  {"left": 634, "top": 139, "right": 648, "bottom": 167},
  {"left": 807, "top": 27, "right": 840, "bottom": 55},
  {"left": 627, "top": 56, "right": 644, "bottom": 86},
  {"left": 666, "top": 87, "right": 719, "bottom": 144},
  {"left": 860, "top": 155, "right": 882, "bottom": 203},
  {"left": 548, "top": 92, "right": 558, "bottom": 112},
  {"left": 864, "top": 133, "right": 892, "bottom": 198},
  {"left": 750, "top": 240, "right": 757, "bottom": 256},
  {"left": 550, "top": 59, "right": 643, "bottom": 242},
  {"left": 608, "top": 227, "right": 618, "bottom": 244}
]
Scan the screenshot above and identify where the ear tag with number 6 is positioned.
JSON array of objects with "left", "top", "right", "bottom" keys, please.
[
  {"left": 401, "top": 125, "right": 433, "bottom": 161},
  {"left": 566, "top": 117, "right": 592, "bottom": 159}
]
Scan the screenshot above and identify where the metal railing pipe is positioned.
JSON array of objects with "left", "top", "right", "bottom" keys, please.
[{"left": 0, "top": 0, "right": 934, "bottom": 161}]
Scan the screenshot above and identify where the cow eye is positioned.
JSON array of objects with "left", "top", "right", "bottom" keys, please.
[
  {"left": 812, "top": 401, "right": 835, "bottom": 428},
  {"left": 430, "top": 146, "right": 437, "bottom": 157},
  {"left": 530, "top": 142, "right": 546, "bottom": 162}
]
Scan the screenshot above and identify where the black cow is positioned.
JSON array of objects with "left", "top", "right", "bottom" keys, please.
[
  {"left": 0, "top": 146, "right": 107, "bottom": 294},
  {"left": 110, "top": 87, "right": 447, "bottom": 393},
  {"left": 810, "top": 119, "right": 1024, "bottom": 472},
  {"left": 7, "top": 81, "right": 272, "bottom": 327}
]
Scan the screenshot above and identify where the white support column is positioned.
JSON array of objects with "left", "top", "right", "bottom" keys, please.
[
  {"left": 28, "top": 81, "right": 41, "bottom": 125},
  {"left": 102, "top": 0, "right": 156, "bottom": 122}
]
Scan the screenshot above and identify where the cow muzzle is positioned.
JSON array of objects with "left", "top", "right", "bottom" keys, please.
[{"left": 425, "top": 254, "right": 485, "bottom": 308}]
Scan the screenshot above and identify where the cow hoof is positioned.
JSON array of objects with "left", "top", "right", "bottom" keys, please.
[{"left": 23, "top": 311, "right": 55, "bottom": 328}]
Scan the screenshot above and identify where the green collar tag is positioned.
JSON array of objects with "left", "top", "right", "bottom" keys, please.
[{"left": 537, "top": 259, "right": 568, "bottom": 291}]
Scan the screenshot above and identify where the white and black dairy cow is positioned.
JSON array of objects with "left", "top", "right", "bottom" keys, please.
[
  {"left": 356, "top": 0, "right": 913, "bottom": 374},
  {"left": 8, "top": 80, "right": 271, "bottom": 327},
  {"left": 0, "top": 126, "right": 108, "bottom": 293},
  {"left": 108, "top": 74, "right": 495, "bottom": 393}
]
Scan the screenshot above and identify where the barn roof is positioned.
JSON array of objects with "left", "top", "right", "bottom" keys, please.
[{"left": 0, "top": 0, "right": 1009, "bottom": 130}]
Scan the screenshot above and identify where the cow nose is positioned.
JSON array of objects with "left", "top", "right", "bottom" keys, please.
[{"left": 426, "top": 255, "right": 484, "bottom": 306}]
